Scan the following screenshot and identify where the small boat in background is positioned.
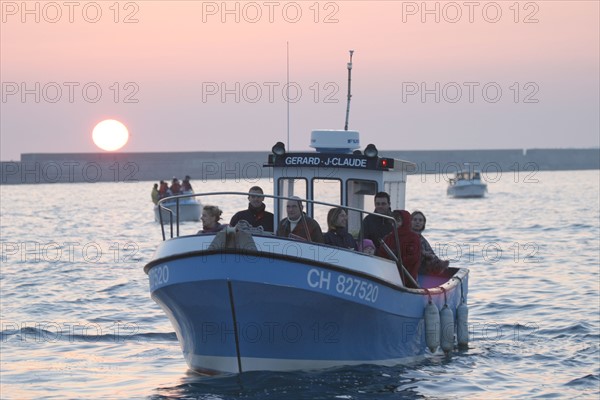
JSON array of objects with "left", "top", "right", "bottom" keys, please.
[
  {"left": 447, "top": 167, "right": 488, "bottom": 198},
  {"left": 154, "top": 194, "right": 202, "bottom": 222}
]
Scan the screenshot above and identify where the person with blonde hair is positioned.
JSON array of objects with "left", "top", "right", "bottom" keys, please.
[
  {"left": 324, "top": 207, "right": 357, "bottom": 250},
  {"left": 198, "top": 205, "right": 226, "bottom": 234}
]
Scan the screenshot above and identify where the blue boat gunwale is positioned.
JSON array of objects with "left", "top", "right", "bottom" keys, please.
[
  {"left": 144, "top": 236, "right": 469, "bottom": 297},
  {"left": 147, "top": 191, "right": 469, "bottom": 295}
]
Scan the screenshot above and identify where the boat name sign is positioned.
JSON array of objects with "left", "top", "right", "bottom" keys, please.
[
  {"left": 284, "top": 155, "right": 367, "bottom": 168},
  {"left": 270, "top": 152, "right": 394, "bottom": 170}
]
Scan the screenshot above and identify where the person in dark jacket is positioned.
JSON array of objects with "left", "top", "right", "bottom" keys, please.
[
  {"left": 324, "top": 207, "right": 358, "bottom": 250},
  {"left": 377, "top": 209, "right": 422, "bottom": 287},
  {"left": 181, "top": 175, "right": 193, "bottom": 193},
  {"left": 230, "top": 186, "right": 274, "bottom": 232},
  {"left": 361, "top": 191, "right": 394, "bottom": 248},
  {"left": 276, "top": 197, "right": 324, "bottom": 243}
]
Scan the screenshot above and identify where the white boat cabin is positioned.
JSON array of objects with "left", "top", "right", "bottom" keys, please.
[
  {"left": 265, "top": 130, "right": 416, "bottom": 234},
  {"left": 451, "top": 169, "right": 483, "bottom": 183}
]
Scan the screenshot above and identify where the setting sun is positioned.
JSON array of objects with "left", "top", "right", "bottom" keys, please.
[{"left": 92, "top": 119, "right": 129, "bottom": 151}]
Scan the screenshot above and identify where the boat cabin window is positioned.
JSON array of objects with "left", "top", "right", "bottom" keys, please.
[
  {"left": 312, "top": 178, "right": 343, "bottom": 224},
  {"left": 347, "top": 179, "right": 378, "bottom": 237}
]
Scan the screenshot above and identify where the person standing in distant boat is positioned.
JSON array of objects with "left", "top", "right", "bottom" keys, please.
[
  {"left": 324, "top": 207, "right": 358, "bottom": 250},
  {"left": 361, "top": 191, "right": 394, "bottom": 248},
  {"left": 181, "top": 175, "right": 193, "bottom": 193},
  {"left": 230, "top": 186, "right": 274, "bottom": 232},
  {"left": 158, "top": 180, "right": 169, "bottom": 198},
  {"left": 170, "top": 178, "right": 181, "bottom": 195},
  {"left": 411, "top": 210, "right": 449, "bottom": 274},
  {"left": 277, "top": 197, "right": 324, "bottom": 243},
  {"left": 198, "top": 205, "right": 226, "bottom": 234},
  {"left": 151, "top": 183, "right": 159, "bottom": 204}
]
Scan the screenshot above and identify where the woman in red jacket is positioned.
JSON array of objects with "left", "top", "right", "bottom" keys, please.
[{"left": 377, "top": 209, "right": 422, "bottom": 287}]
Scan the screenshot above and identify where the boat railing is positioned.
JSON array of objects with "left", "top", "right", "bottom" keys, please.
[
  {"left": 158, "top": 191, "right": 414, "bottom": 283},
  {"left": 157, "top": 191, "right": 402, "bottom": 247},
  {"left": 156, "top": 191, "right": 201, "bottom": 239},
  {"left": 158, "top": 191, "right": 460, "bottom": 290}
]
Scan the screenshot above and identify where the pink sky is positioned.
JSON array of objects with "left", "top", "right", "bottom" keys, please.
[{"left": 1, "top": 1, "right": 598, "bottom": 160}]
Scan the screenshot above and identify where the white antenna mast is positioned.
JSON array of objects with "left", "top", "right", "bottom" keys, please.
[
  {"left": 286, "top": 42, "right": 290, "bottom": 150},
  {"left": 344, "top": 50, "right": 354, "bottom": 131}
]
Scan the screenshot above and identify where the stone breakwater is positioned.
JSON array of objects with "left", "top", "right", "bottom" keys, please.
[{"left": 1, "top": 148, "right": 598, "bottom": 185}]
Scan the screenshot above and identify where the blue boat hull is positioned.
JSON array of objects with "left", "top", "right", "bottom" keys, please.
[{"left": 148, "top": 251, "right": 468, "bottom": 373}]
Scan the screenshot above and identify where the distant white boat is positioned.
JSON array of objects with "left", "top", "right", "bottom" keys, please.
[
  {"left": 154, "top": 194, "right": 202, "bottom": 222},
  {"left": 447, "top": 169, "right": 487, "bottom": 198}
]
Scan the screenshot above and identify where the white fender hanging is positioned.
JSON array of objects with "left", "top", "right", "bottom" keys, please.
[
  {"left": 457, "top": 300, "right": 469, "bottom": 347},
  {"left": 440, "top": 303, "right": 455, "bottom": 353},
  {"left": 424, "top": 300, "right": 440, "bottom": 353}
]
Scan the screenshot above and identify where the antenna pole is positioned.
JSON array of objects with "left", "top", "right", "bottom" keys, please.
[
  {"left": 286, "top": 42, "right": 290, "bottom": 149},
  {"left": 344, "top": 50, "right": 354, "bottom": 131}
]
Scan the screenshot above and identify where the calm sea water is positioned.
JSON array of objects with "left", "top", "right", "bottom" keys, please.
[{"left": 1, "top": 170, "right": 599, "bottom": 399}]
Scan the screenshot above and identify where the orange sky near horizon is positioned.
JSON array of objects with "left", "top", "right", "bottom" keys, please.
[{"left": 1, "top": 1, "right": 598, "bottom": 159}]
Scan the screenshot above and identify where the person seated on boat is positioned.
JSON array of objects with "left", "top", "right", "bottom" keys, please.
[
  {"left": 361, "top": 191, "right": 394, "bottom": 249},
  {"left": 198, "top": 205, "right": 227, "bottom": 234},
  {"left": 181, "top": 175, "right": 193, "bottom": 193},
  {"left": 170, "top": 178, "right": 182, "bottom": 195},
  {"left": 377, "top": 210, "right": 421, "bottom": 287},
  {"left": 158, "top": 180, "right": 169, "bottom": 199},
  {"left": 151, "top": 183, "right": 159, "bottom": 205},
  {"left": 276, "top": 196, "right": 324, "bottom": 243},
  {"left": 411, "top": 211, "right": 450, "bottom": 275},
  {"left": 324, "top": 207, "right": 358, "bottom": 250},
  {"left": 359, "top": 239, "right": 376, "bottom": 255},
  {"left": 230, "top": 186, "right": 274, "bottom": 232}
]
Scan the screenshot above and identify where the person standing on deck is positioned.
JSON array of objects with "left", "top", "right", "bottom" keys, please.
[{"left": 151, "top": 183, "right": 159, "bottom": 205}]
